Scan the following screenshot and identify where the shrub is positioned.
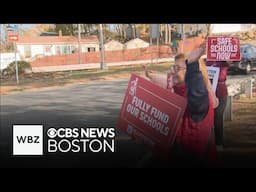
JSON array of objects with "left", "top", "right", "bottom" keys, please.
[{"left": 2, "top": 61, "right": 31, "bottom": 75}]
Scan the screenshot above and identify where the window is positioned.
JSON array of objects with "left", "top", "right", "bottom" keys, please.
[
  {"left": 56, "top": 46, "right": 61, "bottom": 54},
  {"left": 71, "top": 46, "right": 76, "bottom": 53},
  {"left": 246, "top": 47, "right": 253, "bottom": 55},
  {"left": 87, "top": 47, "right": 96, "bottom": 52},
  {"left": 241, "top": 46, "right": 246, "bottom": 54},
  {"left": 250, "top": 46, "right": 256, "bottom": 53},
  {"left": 44, "top": 45, "right": 52, "bottom": 54},
  {"left": 55, "top": 45, "right": 72, "bottom": 55}
]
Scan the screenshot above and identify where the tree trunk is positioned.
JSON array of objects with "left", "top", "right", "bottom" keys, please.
[
  {"left": 165, "top": 24, "right": 168, "bottom": 44},
  {"left": 133, "top": 24, "right": 137, "bottom": 38},
  {"left": 206, "top": 24, "right": 212, "bottom": 36}
]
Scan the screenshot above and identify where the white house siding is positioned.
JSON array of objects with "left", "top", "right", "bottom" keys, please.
[
  {"left": 30, "top": 45, "right": 45, "bottom": 57},
  {"left": 43, "top": 44, "right": 55, "bottom": 56},
  {"left": 81, "top": 43, "right": 99, "bottom": 52},
  {"left": 17, "top": 42, "right": 99, "bottom": 60},
  {"left": 16, "top": 45, "right": 25, "bottom": 59},
  {"left": 17, "top": 44, "right": 44, "bottom": 59}
]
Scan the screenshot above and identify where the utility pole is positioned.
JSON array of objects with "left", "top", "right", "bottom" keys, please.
[
  {"left": 7, "top": 24, "right": 19, "bottom": 84},
  {"left": 181, "top": 24, "right": 184, "bottom": 53},
  {"left": 99, "top": 24, "right": 106, "bottom": 70},
  {"left": 156, "top": 24, "right": 159, "bottom": 65},
  {"left": 14, "top": 24, "right": 19, "bottom": 84},
  {"left": 78, "top": 24, "right": 81, "bottom": 64},
  {"left": 0, "top": 24, "right": 2, "bottom": 72},
  {"left": 150, "top": 24, "right": 153, "bottom": 65},
  {"left": 133, "top": 24, "right": 136, "bottom": 39},
  {"left": 165, "top": 24, "right": 168, "bottom": 44},
  {"left": 15, "top": 41, "right": 19, "bottom": 84}
]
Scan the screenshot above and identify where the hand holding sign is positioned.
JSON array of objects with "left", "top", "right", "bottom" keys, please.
[
  {"left": 142, "top": 64, "right": 169, "bottom": 89},
  {"left": 142, "top": 64, "right": 153, "bottom": 79}
]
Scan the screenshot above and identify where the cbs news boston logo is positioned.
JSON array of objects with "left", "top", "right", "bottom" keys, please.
[{"left": 13, "top": 125, "right": 115, "bottom": 155}]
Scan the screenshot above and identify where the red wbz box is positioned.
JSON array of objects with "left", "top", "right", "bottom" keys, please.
[
  {"left": 117, "top": 73, "right": 187, "bottom": 157},
  {"left": 207, "top": 36, "right": 241, "bottom": 61}
]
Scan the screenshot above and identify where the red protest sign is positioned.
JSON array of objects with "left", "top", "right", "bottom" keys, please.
[
  {"left": 117, "top": 73, "right": 187, "bottom": 157},
  {"left": 8, "top": 32, "right": 19, "bottom": 42},
  {"left": 207, "top": 36, "right": 240, "bottom": 61}
]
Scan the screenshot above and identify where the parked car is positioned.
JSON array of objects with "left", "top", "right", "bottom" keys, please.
[{"left": 229, "top": 44, "right": 256, "bottom": 74}]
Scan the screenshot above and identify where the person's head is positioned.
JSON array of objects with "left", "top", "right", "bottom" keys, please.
[
  {"left": 171, "top": 52, "right": 211, "bottom": 87},
  {"left": 172, "top": 53, "right": 186, "bottom": 84}
]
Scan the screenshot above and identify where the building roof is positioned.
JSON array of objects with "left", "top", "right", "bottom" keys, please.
[{"left": 17, "top": 35, "right": 99, "bottom": 44}]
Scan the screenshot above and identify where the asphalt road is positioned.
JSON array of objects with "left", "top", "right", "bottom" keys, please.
[
  {"left": 1, "top": 72, "right": 256, "bottom": 168},
  {"left": 0, "top": 78, "right": 151, "bottom": 167}
]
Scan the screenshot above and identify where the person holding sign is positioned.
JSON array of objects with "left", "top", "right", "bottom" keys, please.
[
  {"left": 144, "top": 44, "right": 220, "bottom": 167},
  {"left": 206, "top": 36, "right": 240, "bottom": 150},
  {"left": 206, "top": 60, "right": 230, "bottom": 150}
]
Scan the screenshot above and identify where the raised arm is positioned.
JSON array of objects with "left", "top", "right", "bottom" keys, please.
[{"left": 185, "top": 43, "right": 209, "bottom": 122}]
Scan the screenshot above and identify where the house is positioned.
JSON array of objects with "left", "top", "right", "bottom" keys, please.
[
  {"left": 124, "top": 38, "right": 149, "bottom": 49},
  {"left": 104, "top": 40, "right": 124, "bottom": 51},
  {"left": 16, "top": 35, "right": 99, "bottom": 60}
]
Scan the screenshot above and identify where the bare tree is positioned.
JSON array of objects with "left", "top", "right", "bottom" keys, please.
[
  {"left": 206, "top": 24, "right": 212, "bottom": 36},
  {"left": 114, "top": 24, "right": 128, "bottom": 42}
]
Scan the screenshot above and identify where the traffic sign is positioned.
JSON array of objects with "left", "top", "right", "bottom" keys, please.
[{"left": 8, "top": 32, "right": 19, "bottom": 42}]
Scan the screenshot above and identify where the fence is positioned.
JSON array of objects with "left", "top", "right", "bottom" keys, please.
[
  {"left": 224, "top": 77, "right": 255, "bottom": 121},
  {"left": 30, "top": 45, "right": 173, "bottom": 73}
]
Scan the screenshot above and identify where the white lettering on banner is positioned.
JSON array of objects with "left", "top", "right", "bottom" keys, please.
[
  {"left": 129, "top": 77, "right": 138, "bottom": 96},
  {"left": 210, "top": 45, "right": 238, "bottom": 52},
  {"left": 126, "top": 104, "right": 140, "bottom": 118},
  {"left": 216, "top": 52, "right": 231, "bottom": 60},
  {"left": 127, "top": 95, "right": 171, "bottom": 136},
  {"left": 139, "top": 111, "right": 169, "bottom": 136},
  {"left": 207, "top": 36, "right": 240, "bottom": 61},
  {"left": 207, "top": 66, "right": 220, "bottom": 94},
  {"left": 150, "top": 107, "right": 169, "bottom": 124},
  {"left": 131, "top": 96, "right": 151, "bottom": 113}
]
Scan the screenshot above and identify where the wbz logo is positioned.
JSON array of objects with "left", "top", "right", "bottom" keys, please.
[
  {"left": 16, "top": 135, "right": 40, "bottom": 144},
  {"left": 13, "top": 125, "right": 43, "bottom": 155}
]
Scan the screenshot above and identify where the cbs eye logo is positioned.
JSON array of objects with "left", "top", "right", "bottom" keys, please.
[{"left": 47, "top": 128, "right": 57, "bottom": 138}]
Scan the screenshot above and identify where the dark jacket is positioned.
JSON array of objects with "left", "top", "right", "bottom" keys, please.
[{"left": 171, "top": 60, "right": 219, "bottom": 167}]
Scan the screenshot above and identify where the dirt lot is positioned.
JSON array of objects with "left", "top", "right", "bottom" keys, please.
[
  {"left": 224, "top": 94, "right": 256, "bottom": 148},
  {"left": 220, "top": 92, "right": 256, "bottom": 167}
]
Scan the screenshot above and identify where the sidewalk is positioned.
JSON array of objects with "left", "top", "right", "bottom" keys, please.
[{"left": 32, "top": 57, "right": 174, "bottom": 73}]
